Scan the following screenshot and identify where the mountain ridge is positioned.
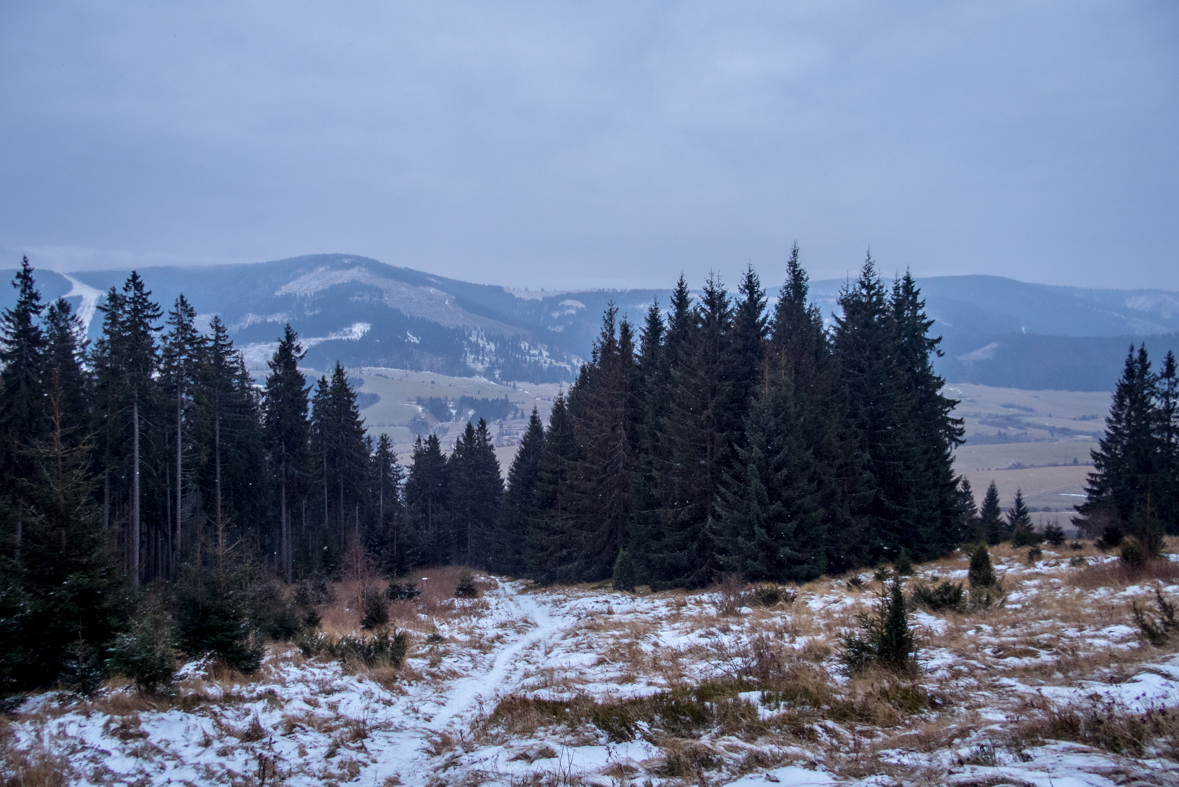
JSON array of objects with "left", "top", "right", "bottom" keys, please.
[{"left": 3, "top": 255, "right": 1177, "bottom": 391}]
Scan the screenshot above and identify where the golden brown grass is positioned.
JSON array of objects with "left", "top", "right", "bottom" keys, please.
[
  {"left": 0, "top": 720, "right": 72, "bottom": 787},
  {"left": 1068, "top": 557, "right": 1179, "bottom": 590}
]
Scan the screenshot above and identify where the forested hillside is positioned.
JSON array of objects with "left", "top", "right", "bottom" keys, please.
[
  {"left": 1, "top": 251, "right": 1175, "bottom": 700},
  {"left": 4, "top": 255, "right": 1177, "bottom": 390}
]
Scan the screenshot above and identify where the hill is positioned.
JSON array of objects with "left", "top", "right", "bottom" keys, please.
[{"left": 2, "top": 255, "right": 1177, "bottom": 390}]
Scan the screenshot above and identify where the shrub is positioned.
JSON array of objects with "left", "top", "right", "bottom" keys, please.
[
  {"left": 360, "top": 590, "right": 389, "bottom": 630},
  {"left": 1027, "top": 546, "right": 1043, "bottom": 565},
  {"left": 910, "top": 581, "right": 965, "bottom": 613},
  {"left": 252, "top": 580, "right": 301, "bottom": 641},
  {"left": 300, "top": 629, "right": 409, "bottom": 669},
  {"left": 1068, "top": 541, "right": 1085, "bottom": 551},
  {"left": 385, "top": 581, "right": 421, "bottom": 601},
  {"left": 107, "top": 596, "right": 175, "bottom": 695},
  {"left": 1043, "top": 523, "right": 1066, "bottom": 546},
  {"left": 968, "top": 542, "right": 996, "bottom": 590},
  {"left": 752, "top": 585, "right": 795, "bottom": 607},
  {"left": 968, "top": 542, "right": 1003, "bottom": 608},
  {"left": 1120, "top": 536, "right": 1146, "bottom": 567},
  {"left": 1120, "top": 531, "right": 1165, "bottom": 568},
  {"left": 1095, "top": 524, "right": 1124, "bottom": 551},
  {"left": 612, "top": 549, "right": 637, "bottom": 592},
  {"left": 454, "top": 571, "right": 479, "bottom": 598},
  {"left": 894, "top": 548, "right": 913, "bottom": 576},
  {"left": 842, "top": 578, "right": 916, "bottom": 675},
  {"left": 172, "top": 549, "right": 264, "bottom": 675},
  {"left": 60, "top": 638, "right": 106, "bottom": 697},
  {"left": 1132, "top": 588, "right": 1179, "bottom": 646},
  {"left": 1011, "top": 523, "right": 1042, "bottom": 548}
]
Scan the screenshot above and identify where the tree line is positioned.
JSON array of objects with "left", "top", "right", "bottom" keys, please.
[
  {"left": 487, "top": 248, "right": 969, "bottom": 588},
  {"left": 0, "top": 249, "right": 978, "bottom": 693},
  {"left": 1075, "top": 343, "right": 1179, "bottom": 552}
]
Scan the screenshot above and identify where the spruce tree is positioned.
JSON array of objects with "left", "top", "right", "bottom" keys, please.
[
  {"left": 1157, "top": 351, "right": 1179, "bottom": 533},
  {"left": 448, "top": 419, "right": 503, "bottom": 568},
  {"left": 0, "top": 381, "right": 126, "bottom": 693},
  {"left": 494, "top": 407, "right": 544, "bottom": 576},
  {"left": 957, "top": 478, "right": 979, "bottom": 543},
  {"left": 0, "top": 257, "right": 47, "bottom": 564},
  {"left": 160, "top": 295, "right": 204, "bottom": 570},
  {"left": 264, "top": 325, "right": 310, "bottom": 582},
  {"left": 368, "top": 432, "right": 406, "bottom": 574},
  {"left": 41, "top": 299, "right": 90, "bottom": 445},
  {"left": 327, "top": 364, "right": 369, "bottom": 546},
  {"left": 890, "top": 271, "right": 966, "bottom": 555},
  {"left": 1078, "top": 345, "right": 1163, "bottom": 538},
  {"left": 832, "top": 256, "right": 907, "bottom": 563},
  {"left": 309, "top": 375, "right": 333, "bottom": 570},
  {"left": 729, "top": 265, "right": 768, "bottom": 432},
  {"left": 768, "top": 245, "right": 862, "bottom": 574},
  {"left": 568, "top": 305, "right": 636, "bottom": 581},
  {"left": 195, "top": 317, "right": 266, "bottom": 553},
  {"left": 714, "top": 377, "right": 826, "bottom": 583},
  {"left": 651, "top": 274, "right": 737, "bottom": 588},
  {"left": 527, "top": 393, "right": 579, "bottom": 583},
  {"left": 979, "top": 481, "right": 1003, "bottom": 544},
  {"left": 93, "top": 273, "right": 162, "bottom": 587},
  {"left": 1006, "top": 488, "right": 1032, "bottom": 541},
  {"left": 628, "top": 300, "right": 667, "bottom": 578},
  {"left": 405, "top": 434, "right": 449, "bottom": 566}
]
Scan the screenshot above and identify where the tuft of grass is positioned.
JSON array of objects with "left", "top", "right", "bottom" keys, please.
[{"left": 1011, "top": 698, "right": 1179, "bottom": 758}]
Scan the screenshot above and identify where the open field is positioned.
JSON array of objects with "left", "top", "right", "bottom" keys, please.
[
  {"left": 949, "top": 383, "right": 1110, "bottom": 525},
  {"left": 296, "top": 366, "right": 565, "bottom": 466},
  {"left": 7, "top": 545, "right": 1179, "bottom": 785}
]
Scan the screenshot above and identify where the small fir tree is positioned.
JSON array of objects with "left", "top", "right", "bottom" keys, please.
[
  {"left": 979, "top": 481, "right": 1004, "bottom": 545},
  {"left": 612, "top": 549, "right": 637, "bottom": 592}
]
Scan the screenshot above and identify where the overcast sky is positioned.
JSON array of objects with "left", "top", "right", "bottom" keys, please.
[{"left": 1, "top": 1, "right": 1176, "bottom": 291}]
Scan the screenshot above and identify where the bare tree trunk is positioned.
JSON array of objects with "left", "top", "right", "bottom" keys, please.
[
  {"left": 131, "top": 396, "right": 140, "bottom": 588},
  {"left": 281, "top": 472, "right": 291, "bottom": 583},
  {"left": 176, "top": 374, "right": 183, "bottom": 561},
  {"left": 165, "top": 463, "right": 172, "bottom": 577},
  {"left": 215, "top": 410, "right": 222, "bottom": 533},
  {"left": 322, "top": 443, "right": 329, "bottom": 547}
]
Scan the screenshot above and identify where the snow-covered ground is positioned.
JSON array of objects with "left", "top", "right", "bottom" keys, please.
[{"left": 5, "top": 547, "right": 1179, "bottom": 785}]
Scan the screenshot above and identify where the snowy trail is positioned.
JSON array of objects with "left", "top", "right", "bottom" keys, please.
[
  {"left": 426, "top": 590, "right": 557, "bottom": 730},
  {"left": 367, "top": 582, "right": 568, "bottom": 786}
]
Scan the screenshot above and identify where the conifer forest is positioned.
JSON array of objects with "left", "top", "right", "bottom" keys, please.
[{"left": 1, "top": 249, "right": 1177, "bottom": 707}]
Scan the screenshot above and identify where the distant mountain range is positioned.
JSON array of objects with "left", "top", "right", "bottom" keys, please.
[{"left": 3, "top": 254, "right": 1177, "bottom": 392}]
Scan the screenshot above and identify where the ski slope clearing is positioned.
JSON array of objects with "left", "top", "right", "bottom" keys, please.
[{"left": 5, "top": 547, "right": 1179, "bottom": 785}]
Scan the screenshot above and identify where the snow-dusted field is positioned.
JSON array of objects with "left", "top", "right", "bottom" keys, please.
[{"left": 6, "top": 546, "right": 1179, "bottom": 786}]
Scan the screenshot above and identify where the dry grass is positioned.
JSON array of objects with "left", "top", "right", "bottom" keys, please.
[
  {"left": 1068, "top": 557, "right": 1179, "bottom": 589},
  {"left": 0, "top": 720, "right": 72, "bottom": 787}
]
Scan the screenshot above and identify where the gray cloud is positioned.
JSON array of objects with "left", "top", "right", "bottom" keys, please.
[{"left": 1, "top": 1, "right": 1176, "bottom": 290}]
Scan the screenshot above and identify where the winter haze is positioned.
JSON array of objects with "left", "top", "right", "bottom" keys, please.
[{"left": 1, "top": 1, "right": 1177, "bottom": 289}]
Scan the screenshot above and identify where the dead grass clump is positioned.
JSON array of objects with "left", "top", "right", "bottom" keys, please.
[
  {"left": 0, "top": 727, "right": 71, "bottom": 787},
  {"left": 657, "top": 741, "right": 721, "bottom": 778},
  {"left": 490, "top": 683, "right": 740, "bottom": 742},
  {"left": 1070, "top": 558, "right": 1179, "bottom": 590},
  {"left": 716, "top": 575, "right": 752, "bottom": 616},
  {"left": 1011, "top": 698, "right": 1179, "bottom": 758}
]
